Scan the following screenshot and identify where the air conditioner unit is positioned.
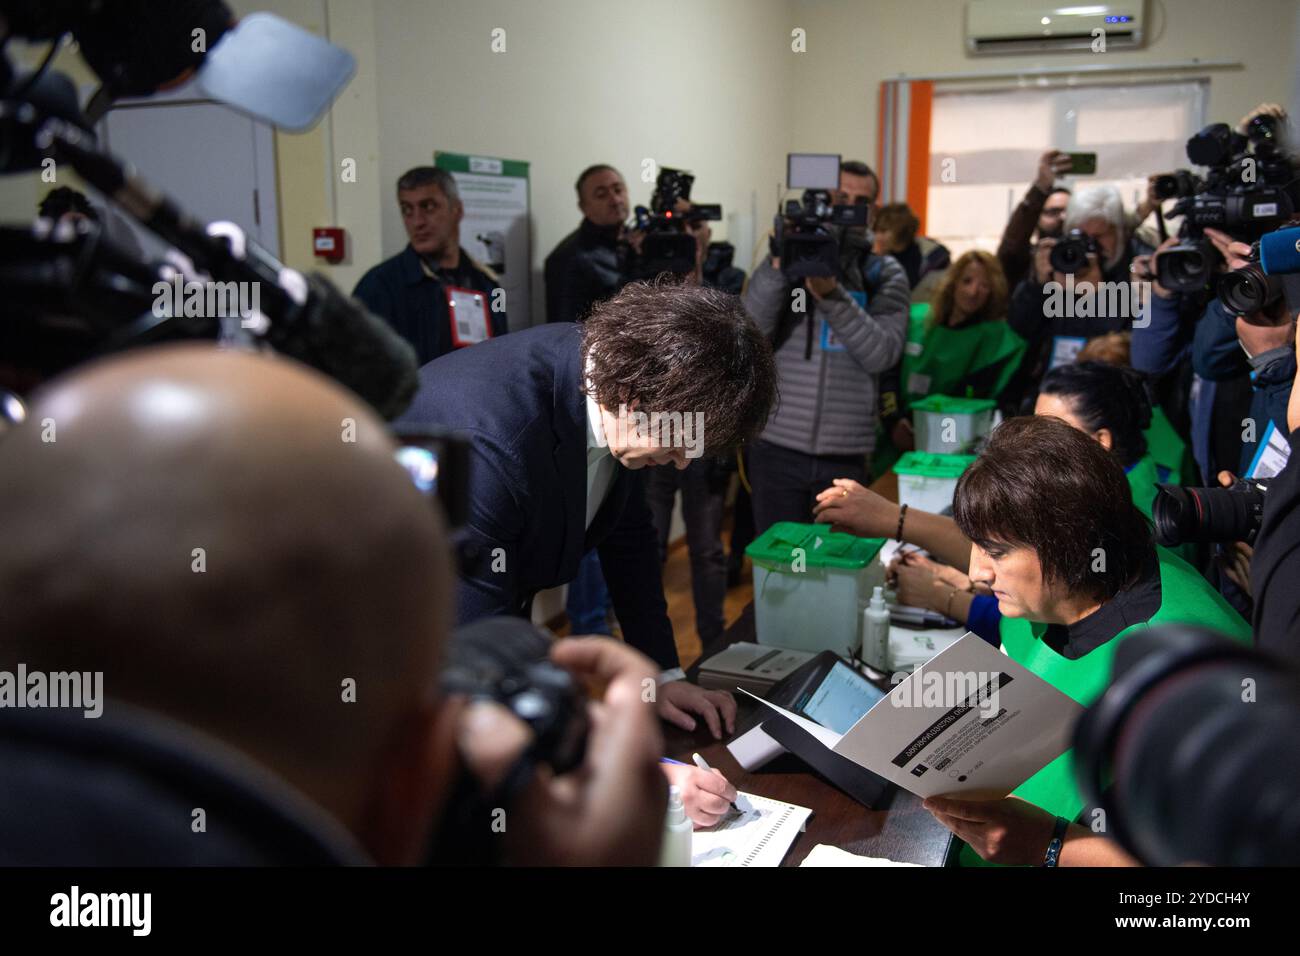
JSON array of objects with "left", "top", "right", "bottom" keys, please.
[{"left": 966, "top": 1, "right": 1147, "bottom": 55}]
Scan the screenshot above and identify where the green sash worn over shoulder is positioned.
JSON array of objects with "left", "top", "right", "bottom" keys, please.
[{"left": 957, "top": 547, "right": 1249, "bottom": 866}]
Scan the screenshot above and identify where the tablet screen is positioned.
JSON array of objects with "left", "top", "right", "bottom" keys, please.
[{"left": 799, "top": 661, "right": 885, "bottom": 734}]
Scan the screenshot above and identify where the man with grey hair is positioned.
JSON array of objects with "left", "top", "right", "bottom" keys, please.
[
  {"left": 1002, "top": 184, "right": 1151, "bottom": 412},
  {"left": 354, "top": 166, "right": 507, "bottom": 365}
]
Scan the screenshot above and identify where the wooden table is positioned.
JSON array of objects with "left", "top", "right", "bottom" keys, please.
[{"left": 663, "top": 604, "right": 956, "bottom": 867}]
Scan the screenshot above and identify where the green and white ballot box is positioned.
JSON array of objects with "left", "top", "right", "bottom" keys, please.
[
  {"left": 892, "top": 451, "right": 977, "bottom": 516},
  {"left": 910, "top": 395, "right": 996, "bottom": 455},
  {"left": 745, "top": 523, "right": 886, "bottom": 657}
]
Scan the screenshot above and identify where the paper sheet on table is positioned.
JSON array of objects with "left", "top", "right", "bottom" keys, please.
[
  {"left": 742, "top": 633, "right": 1081, "bottom": 800},
  {"left": 799, "top": 844, "right": 922, "bottom": 867},
  {"left": 691, "top": 792, "right": 812, "bottom": 867}
]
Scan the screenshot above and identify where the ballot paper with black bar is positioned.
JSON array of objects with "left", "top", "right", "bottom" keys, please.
[{"left": 742, "top": 633, "right": 1082, "bottom": 799}]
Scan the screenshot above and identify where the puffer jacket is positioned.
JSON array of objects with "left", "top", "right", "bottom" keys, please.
[{"left": 742, "top": 251, "right": 910, "bottom": 457}]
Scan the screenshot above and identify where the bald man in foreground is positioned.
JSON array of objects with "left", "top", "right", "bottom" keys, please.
[{"left": 0, "top": 344, "right": 666, "bottom": 866}]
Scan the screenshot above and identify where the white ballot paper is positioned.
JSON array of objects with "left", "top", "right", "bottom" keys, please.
[
  {"left": 691, "top": 793, "right": 812, "bottom": 867},
  {"left": 742, "top": 634, "right": 1082, "bottom": 800}
]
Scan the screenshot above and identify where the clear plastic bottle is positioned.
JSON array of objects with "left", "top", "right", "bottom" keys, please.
[
  {"left": 658, "top": 785, "right": 693, "bottom": 867},
  {"left": 862, "top": 585, "right": 891, "bottom": 671}
]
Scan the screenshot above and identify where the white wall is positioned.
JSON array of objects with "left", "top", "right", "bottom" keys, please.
[
  {"left": 369, "top": 0, "right": 794, "bottom": 321},
  {"left": 5, "top": 0, "right": 1296, "bottom": 299},
  {"left": 787, "top": 0, "right": 1299, "bottom": 172}
]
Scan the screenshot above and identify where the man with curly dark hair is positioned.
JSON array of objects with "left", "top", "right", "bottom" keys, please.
[{"left": 396, "top": 279, "right": 776, "bottom": 748}]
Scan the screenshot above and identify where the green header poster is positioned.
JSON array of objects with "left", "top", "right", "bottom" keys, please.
[{"left": 435, "top": 151, "right": 531, "bottom": 329}]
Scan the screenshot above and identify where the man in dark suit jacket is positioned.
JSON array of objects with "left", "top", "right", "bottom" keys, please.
[{"left": 397, "top": 280, "right": 777, "bottom": 737}]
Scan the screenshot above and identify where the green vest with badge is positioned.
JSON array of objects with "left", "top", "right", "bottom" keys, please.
[
  {"left": 899, "top": 310, "right": 1026, "bottom": 407},
  {"left": 956, "top": 546, "right": 1250, "bottom": 867}
]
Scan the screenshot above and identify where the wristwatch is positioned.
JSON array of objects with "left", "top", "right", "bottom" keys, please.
[{"left": 1042, "top": 816, "right": 1069, "bottom": 867}]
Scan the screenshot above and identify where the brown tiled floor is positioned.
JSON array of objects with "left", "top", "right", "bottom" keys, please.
[{"left": 553, "top": 531, "right": 754, "bottom": 670}]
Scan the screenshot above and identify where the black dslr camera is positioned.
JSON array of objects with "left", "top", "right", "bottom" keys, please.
[
  {"left": 774, "top": 152, "right": 869, "bottom": 281},
  {"left": 440, "top": 617, "right": 589, "bottom": 776},
  {"left": 427, "top": 616, "right": 591, "bottom": 864},
  {"left": 1152, "top": 477, "right": 1268, "bottom": 547},
  {"left": 1048, "top": 228, "right": 1100, "bottom": 275},
  {"left": 1155, "top": 115, "right": 1297, "bottom": 294},
  {"left": 624, "top": 166, "right": 721, "bottom": 280}
]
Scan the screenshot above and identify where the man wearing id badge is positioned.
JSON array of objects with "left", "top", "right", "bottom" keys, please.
[
  {"left": 354, "top": 166, "right": 507, "bottom": 365},
  {"left": 741, "top": 158, "right": 910, "bottom": 534}
]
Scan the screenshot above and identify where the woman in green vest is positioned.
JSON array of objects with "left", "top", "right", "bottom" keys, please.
[
  {"left": 885, "top": 250, "right": 1025, "bottom": 453},
  {"left": 815, "top": 416, "right": 1249, "bottom": 866},
  {"left": 1076, "top": 330, "right": 1194, "bottom": 485},
  {"left": 1035, "top": 362, "right": 1162, "bottom": 519},
  {"left": 852, "top": 362, "right": 1191, "bottom": 637}
]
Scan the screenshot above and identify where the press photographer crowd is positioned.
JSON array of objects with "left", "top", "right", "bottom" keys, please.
[{"left": 1, "top": 0, "right": 1300, "bottom": 893}]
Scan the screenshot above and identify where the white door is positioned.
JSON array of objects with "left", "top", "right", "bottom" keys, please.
[{"left": 98, "top": 98, "right": 280, "bottom": 260}]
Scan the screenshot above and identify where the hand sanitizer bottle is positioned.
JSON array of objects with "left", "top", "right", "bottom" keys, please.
[
  {"left": 659, "top": 785, "right": 693, "bottom": 867},
  {"left": 862, "top": 585, "right": 890, "bottom": 671}
]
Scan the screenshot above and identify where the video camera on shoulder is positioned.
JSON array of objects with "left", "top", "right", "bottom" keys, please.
[
  {"left": 1155, "top": 115, "right": 1297, "bottom": 294},
  {"left": 774, "top": 153, "right": 868, "bottom": 282},
  {"left": 624, "top": 166, "right": 721, "bottom": 280}
]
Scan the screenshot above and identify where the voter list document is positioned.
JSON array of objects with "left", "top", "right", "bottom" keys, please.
[{"left": 750, "top": 634, "right": 1082, "bottom": 799}]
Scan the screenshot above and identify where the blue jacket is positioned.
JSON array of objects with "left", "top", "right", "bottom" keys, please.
[
  {"left": 1192, "top": 299, "right": 1293, "bottom": 475},
  {"left": 394, "top": 323, "right": 679, "bottom": 670},
  {"left": 353, "top": 245, "right": 507, "bottom": 366}
]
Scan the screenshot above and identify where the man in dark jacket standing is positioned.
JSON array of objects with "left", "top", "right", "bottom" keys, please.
[
  {"left": 544, "top": 164, "right": 631, "bottom": 323},
  {"left": 354, "top": 167, "right": 507, "bottom": 365}
]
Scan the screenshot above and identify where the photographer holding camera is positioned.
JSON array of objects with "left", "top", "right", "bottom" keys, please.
[
  {"left": 0, "top": 346, "right": 674, "bottom": 866},
  {"left": 545, "top": 164, "right": 633, "bottom": 325},
  {"left": 1003, "top": 185, "right": 1152, "bottom": 412},
  {"left": 995, "top": 149, "right": 1074, "bottom": 289},
  {"left": 742, "top": 159, "right": 910, "bottom": 533}
]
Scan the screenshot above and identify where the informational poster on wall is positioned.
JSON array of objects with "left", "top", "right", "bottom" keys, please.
[{"left": 434, "top": 151, "right": 530, "bottom": 330}]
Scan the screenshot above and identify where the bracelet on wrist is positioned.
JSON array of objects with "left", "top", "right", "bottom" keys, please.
[
  {"left": 1042, "top": 816, "right": 1070, "bottom": 867},
  {"left": 895, "top": 503, "right": 908, "bottom": 542}
]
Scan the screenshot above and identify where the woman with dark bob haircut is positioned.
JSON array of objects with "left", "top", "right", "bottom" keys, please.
[{"left": 814, "top": 415, "right": 1248, "bottom": 867}]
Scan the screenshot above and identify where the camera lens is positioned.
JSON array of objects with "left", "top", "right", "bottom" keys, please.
[
  {"left": 1155, "top": 243, "right": 1211, "bottom": 292},
  {"left": 1049, "top": 236, "right": 1089, "bottom": 274},
  {"left": 1218, "top": 264, "right": 1279, "bottom": 314},
  {"left": 1152, "top": 483, "right": 1267, "bottom": 547}
]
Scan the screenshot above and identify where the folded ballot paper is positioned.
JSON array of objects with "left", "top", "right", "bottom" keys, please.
[{"left": 742, "top": 633, "right": 1082, "bottom": 800}]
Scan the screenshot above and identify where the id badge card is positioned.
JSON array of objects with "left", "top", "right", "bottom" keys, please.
[
  {"left": 1246, "top": 420, "right": 1291, "bottom": 479},
  {"left": 446, "top": 285, "right": 491, "bottom": 347},
  {"left": 819, "top": 290, "right": 869, "bottom": 353},
  {"left": 1048, "top": 335, "right": 1086, "bottom": 370}
]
